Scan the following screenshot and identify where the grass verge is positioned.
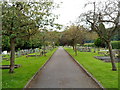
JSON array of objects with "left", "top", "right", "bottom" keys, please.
[
  {"left": 2, "top": 48, "right": 57, "bottom": 88},
  {"left": 65, "top": 48, "right": 118, "bottom": 88}
]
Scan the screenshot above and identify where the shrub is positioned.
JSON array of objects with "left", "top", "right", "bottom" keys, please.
[{"left": 94, "top": 38, "right": 106, "bottom": 48}]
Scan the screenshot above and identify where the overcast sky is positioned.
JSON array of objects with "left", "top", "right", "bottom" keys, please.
[{"left": 53, "top": 0, "right": 107, "bottom": 30}]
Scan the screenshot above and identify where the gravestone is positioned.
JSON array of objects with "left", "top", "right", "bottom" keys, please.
[
  {"left": 29, "top": 49, "right": 33, "bottom": 53},
  {"left": 88, "top": 48, "right": 91, "bottom": 52},
  {"left": 94, "top": 56, "right": 120, "bottom": 62},
  {"left": 2, "top": 51, "right": 7, "bottom": 55},
  {"left": 35, "top": 48, "right": 39, "bottom": 53},
  {"left": 17, "top": 51, "right": 21, "bottom": 57},
  {"left": 77, "top": 47, "right": 92, "bottom": 52},
  {"left": 93, "top": 47, "right": 96, "bottom": 53},
  {"left": 27, "top": 49, "right": 29, "bottom": 54}
]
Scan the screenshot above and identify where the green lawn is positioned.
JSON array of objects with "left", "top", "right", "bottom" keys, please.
[
  {"left": 65, "top": 48, "right": 119, "bottom": 89},
  {"left": 2, "top": 48, "right": 57, "bottom": 88}
]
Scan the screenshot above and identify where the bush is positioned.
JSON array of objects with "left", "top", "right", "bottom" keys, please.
[
  {"left": 83, "top": 40, "right": 120, "bottom": 49},
  {"left": 94, "top": 38, "right": 106, "bottom": 48}
]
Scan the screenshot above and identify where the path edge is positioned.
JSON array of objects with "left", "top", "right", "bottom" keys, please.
[
  {"left": 64, "top": 48, "right": 105, "bottom": 90},
  {"left": 24, "top": 48, "right": 58, "bottom": 88}
]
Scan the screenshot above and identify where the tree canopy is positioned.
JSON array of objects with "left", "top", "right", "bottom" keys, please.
[{"left": 2, "top": 1, "right": 60, "bottom": 73}]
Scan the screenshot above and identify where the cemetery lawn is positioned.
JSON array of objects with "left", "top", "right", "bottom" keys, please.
[
  {"left": 2, "top": 48, "right": 57, "bottom": 88},
  {"left": 65, "top": 48, "right": 118, "bottom": 88}
]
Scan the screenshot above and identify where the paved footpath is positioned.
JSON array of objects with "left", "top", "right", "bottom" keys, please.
[{"left": 28, "top": 47, "right": 100, "bottom": 88}]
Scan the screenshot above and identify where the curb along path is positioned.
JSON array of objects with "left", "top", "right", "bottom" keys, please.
[{"left": 26, "top": 47, "right": 102, "bottom": 88}]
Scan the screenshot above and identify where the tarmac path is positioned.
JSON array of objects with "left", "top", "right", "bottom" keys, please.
[{"left": 27, "top": 47, "right": 101, "bottom": 88}]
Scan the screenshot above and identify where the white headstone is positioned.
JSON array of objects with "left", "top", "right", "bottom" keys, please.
[{"left": 2, "top": 51, "right": 7, "bottom": 55}]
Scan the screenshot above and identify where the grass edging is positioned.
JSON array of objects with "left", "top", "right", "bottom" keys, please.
[
  {"left": 64, "top": 48, "right": 105, "bottom": 89},
  {"left": 24, "top": 48, "right": 58, "bottom": 88}
]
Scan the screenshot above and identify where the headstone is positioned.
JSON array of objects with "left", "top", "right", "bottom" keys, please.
[
  {"left": 2, "top": 51, "right": 7, "bottom": 55},
  {"left": 88, "top": 48, "right": 91, "bottom": 52},
  {"left": 17, "top": 51, "right": 21, "bottom": 57},
  {"left": 35, "top": 48, "right": 39, "bottom": 53},
  {"left": 93, "top": 47, "right": 96, "bottom": 53},
  {"left": 29, "top": 49, "right": 32, "bottom": 53}
]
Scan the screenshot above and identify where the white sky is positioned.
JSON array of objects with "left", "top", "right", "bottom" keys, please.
[
  {"left": 53, "top": 0, "right": 108, "bottom": 30},
  {"left": 53, "top": 0, "right": 88, "bottom": 26},
  {"left": 1, "top": 0, "right": 109, "bottom": 30}
]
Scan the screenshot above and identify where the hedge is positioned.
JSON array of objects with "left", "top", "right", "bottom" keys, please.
[
  {"left": 111, "top": 41, "right": 120, "bottom": 49},
  {"left": 84, "top": 41, "right": 120, "bottom": 49}
]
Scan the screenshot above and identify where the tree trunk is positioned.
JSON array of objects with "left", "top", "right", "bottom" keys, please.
[
  {"left": 74, "top": 44, "right": 77, "bottom": 56},
  {"left": 52, "top": 44, "right": 54, "bottom": 49},
  {"left": 107, "top": 41, "right": 117, "bottom": 71},
  {"left": 72, "top": 45, "right": 75, "bottom": 51},
  {"left": 52, "top": 42, "right": 55, "bottom": 49},
  {"left": 43, "top": 44, "right": 46, "bottom": 56},
  {"left": 98, "top": 47, "right": 100, "bottom": 51},
  {"left": 42, "top": 35, "right": 46, "bottom": 56},
  {"left": 94, "top": 47, "right": 96, "bottom": 53},
  {"left": 53, "top": 45, "right": 54, "bottom": 49},
  {"left": 9, "top": 38, "right": 15, "bottom": 73}
]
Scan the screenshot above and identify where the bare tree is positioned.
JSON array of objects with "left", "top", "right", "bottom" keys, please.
[{"left": 79, "top": 0, "right": 120, "bottom": 71}]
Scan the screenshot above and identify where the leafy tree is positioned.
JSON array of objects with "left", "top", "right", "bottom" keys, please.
[
  {"left": 2, "top": 2, "right": 39, "bottom": 73},
  {"left": 85, "top": 32, "right": 98, "bottom": 43},
  {"left": 2, "top": 1, "right": 58, "bottom": 73},
  {"left": 2, "top": 36, "right": 10, "bottom": 51},
  {"left": 47, "top": 31, "right": 61, "bottom": 48},
  {"left": 60, "top": 25, "right": 88, "bottom": 55}
]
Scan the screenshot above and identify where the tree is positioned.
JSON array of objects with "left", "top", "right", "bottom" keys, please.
[
  {"left": 47, "top": 31, "right": 61, "bottom": 48},
  {"left": 2, "top": 1, "right": 57, "bottom": 73},
  {"left": 60, "top": 25, "right": 87, "bottom": 55},
  {"left": 2, "top": 35, "right": 10, "bottom": 51},
  {"left": 79, "top": 0, "right": 120, "bottom": 71},
  {"left": 85, "top": 32, "right": 98, "bottom": 43}
]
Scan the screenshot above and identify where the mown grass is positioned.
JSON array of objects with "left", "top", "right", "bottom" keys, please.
[
  {"left": 65, "top": 48, "right": 119, "bottom": 89},
  {"left": 2, "top": 48, "right": 57, "bottom": 88}
]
